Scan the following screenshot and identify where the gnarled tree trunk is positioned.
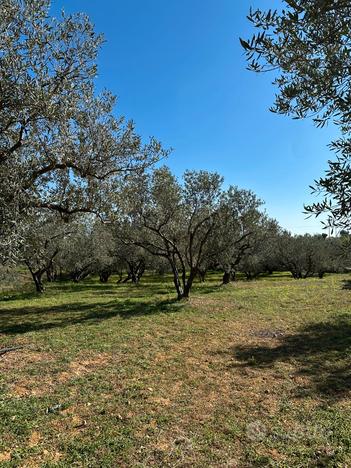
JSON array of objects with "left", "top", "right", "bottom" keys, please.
[
  {"left": 26, "top": 263, "right": 45, "bottom": 293},
  {"left": 99, "top": 270, "right": 112, "bottom": 283}
]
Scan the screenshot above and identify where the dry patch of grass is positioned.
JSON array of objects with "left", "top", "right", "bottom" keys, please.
[{"left": 0, "top": 273, "right": 350, "bottom": 466}]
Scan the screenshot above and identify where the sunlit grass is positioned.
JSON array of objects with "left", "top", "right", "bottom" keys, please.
[{"left": 0, "top": 273, "right": 350, "bottom": 466}]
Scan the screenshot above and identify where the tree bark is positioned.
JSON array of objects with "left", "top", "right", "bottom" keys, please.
[
  {"left": 72, "top": 270, "right": 90, "bottom": 282},
  {"left": 182, "top": 269, "right": 196, "bottom": 298},
  {"left": 99, "top": 270, "right": 111, "bottom": 283},
  {"left": 25, "top": 262, "right": 45, "bottom": 293},
  {"left": 198, "top": 269, "right": 206, "bottom": 282},
  {"left": 222, "top": 271, "right": 231, "bottom": 284},
  {"left": 31, "top": 270, "right": 45, "bottom": 293},
  {"left": 46, "top": 265, "right": 56, "bottom": 282},
  {"left": 169, "top": 261, "right": 184, "bottom": 300}
]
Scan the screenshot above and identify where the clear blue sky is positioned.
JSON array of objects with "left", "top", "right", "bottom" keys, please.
[{"left": 51, "top": 0, "right": 338, "bottom": 234}]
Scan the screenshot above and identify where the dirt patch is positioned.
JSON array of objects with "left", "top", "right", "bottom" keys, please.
[
  {"left": 0, "top": 452, "right": 11, "bottom": 462},
  {"left": 28, "top": 431, "right": 41, "bottom": 447},
  {"left": 148, "top": 396, "right": 172, "bottom": 407},
  {"left": 57, "top": 352, "right": 112, "bottom": 382},
  {"left": 11, "top": 385, "right": 31, "bottom": 397},
  {"left": 7, "top": 351, "right": 113, "bottom": 397},
  {"left": 0, "top": 349, "right": 54, "bottom": 370}
]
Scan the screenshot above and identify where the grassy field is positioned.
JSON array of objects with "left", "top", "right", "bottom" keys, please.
[{"left": 0, "top": 273, "right": 350, "bottom": 467}]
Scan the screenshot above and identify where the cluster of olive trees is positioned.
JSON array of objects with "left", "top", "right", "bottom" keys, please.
[
  {"left": 19, "top": 213, "right": 149, "bottom": 292},
  {"left": 18, "top": 166, "right": 266, "bottom": 296},
  {"left": 17, "top": 164, "right": 348, "bottom": 296},
  {"left": 238, "top": 233, "right": 345, "bottom": 280},
  {"left": 0, "top": 0, "right": 167, "bottom": 263},
  {"left": 274, "top": 233, "right": 344, "bottom": 279},
  {"left": 3, "top": 2, "right": 347, "bottom": 297},
  {"left": 115, "top": 166, "right": 277, "bottom": 299}
]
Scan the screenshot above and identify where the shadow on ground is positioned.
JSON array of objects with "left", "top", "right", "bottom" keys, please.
[
  {"left": 0, "top": 298, "right": 183, "bottom": 335},
  {"left": 342, "top": 280, "right": 351, "bottom": 290},
  {"left": 0, "top": 275, "right": 225, "bottom": 336},
  {"left": 0, "top": 275, "right": 224, "bottom": 301},
  {"left": 231, "top": 315, "right": 351, "bottom": 401}
]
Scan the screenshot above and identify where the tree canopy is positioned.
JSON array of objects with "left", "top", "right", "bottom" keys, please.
[
  {"left": 0, "top": 0, "right": 167, "bottom": 262},
  {"left": 241, "top": 0, "right": 351, "bottom": 229}
]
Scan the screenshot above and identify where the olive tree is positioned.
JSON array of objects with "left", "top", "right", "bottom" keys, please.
[
  {"left": 109, "top": 222, "right": 147, "bottom": 284},
  {"left": 0, "top": 0, "right": 166, "bottom": 262},
  {"left": 90, "top": 223, "right": 118, "bottom": 283},
  {"left": 238, "top": 218, "right": 281, "bottom": 280},
  {"left": 214, "top": 187, "right": 265, "bottom": 283},
  {"left": 21, "top": 214, "right": 72, "bottom": 292},
  {"left": 276, "top": 233, "right": 341, "bottom": 279},
  {"left": 241, "top": 1, "right": 351, "bottom": 229},
  {"left": 58, "top": 221, "right": 96, "bottom": 283},
  {"left": 118, "top": 167, "right": 266, "bottom": 299},
  {"left": 115, "top": 244, "right": 147, "bottom": 284},
  {"left": 118, "top": 167, "right": 224, "bottom": 299}
]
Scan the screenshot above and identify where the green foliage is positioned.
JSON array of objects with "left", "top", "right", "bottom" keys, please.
[
  {"left": 0, "top": 0, "right": 167, "bottom": 262},
  {"left": 276, "top": 233, "right": 343, "bottom": 279},
  {"left": 0, "top": 274, "right": 350, "bottom": 466},
  {"left": 118, "top": 167, "right": 269, "bottom": 298},
  {"left": 242, "top": 1, "right": 351, "bottom": 229}
]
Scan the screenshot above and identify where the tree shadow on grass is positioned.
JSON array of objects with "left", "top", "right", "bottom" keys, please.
[
  {"left": 0, "top": 272, "right": 175, "bottom": 296},
  {"left": 0, "top": 290, "right": 41, "bottom": 302},
  {"left": 195, "top": 284, "right": 222, "bottom": 295},
  {"left": 231, "top": 314, "right": 351, "bottom": 401},
  {"left": 0, "top": 298, "right": 182, "bottom": 335},
  {"left": 54, "top": 280, "right": 170, "bottom": 294}
]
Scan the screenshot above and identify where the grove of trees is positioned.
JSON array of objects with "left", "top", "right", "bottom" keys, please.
[
  {"left": 16, "top": 165, "right": 350, "bottom": 297},
  {"left": 1, "top": 1, "right": 349, "bottom": 300}
]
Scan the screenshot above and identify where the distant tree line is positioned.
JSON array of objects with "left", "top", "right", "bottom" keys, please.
[{"left": 17, "top": 166, "right": 350, "bottom": 298}]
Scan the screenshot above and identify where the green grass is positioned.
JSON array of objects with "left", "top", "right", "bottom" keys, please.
[{"left": 0, "top": 273, "right": 350, "bottom": 467}]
